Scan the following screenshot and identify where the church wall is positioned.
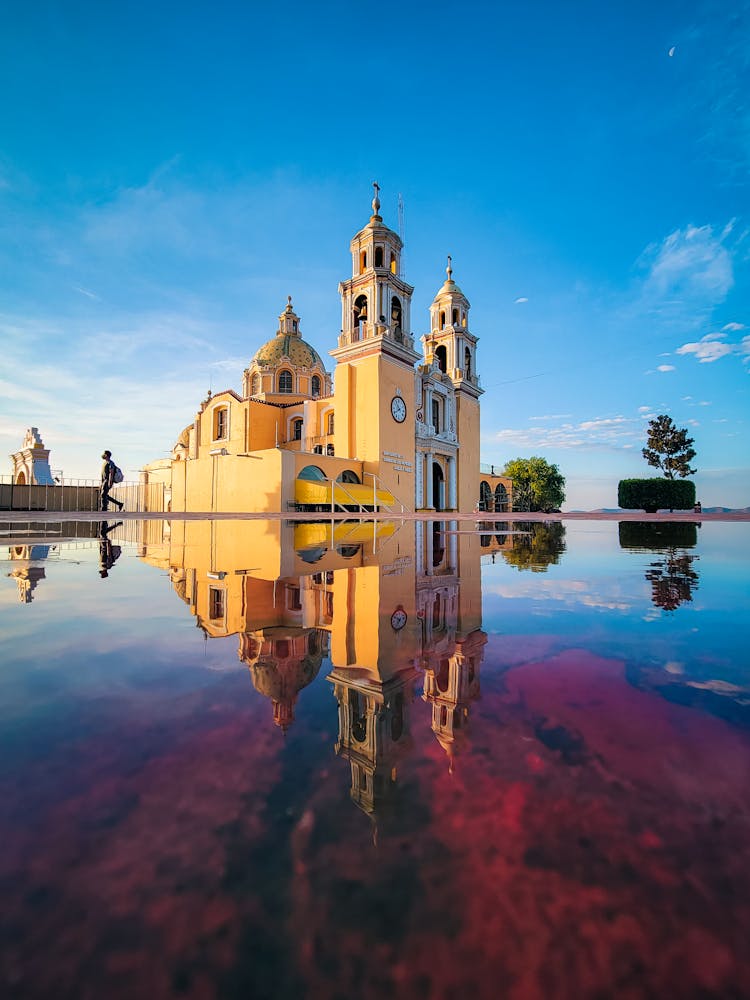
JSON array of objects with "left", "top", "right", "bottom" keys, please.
[
  {"left": 455, "top": 394, "right": 481, "bottom": 511},
  {"left": 172, "top": 449, "right": 287, "bottom": 513},
  {"left": 333, "top": 353, "right": 416, "bottom": 504}
]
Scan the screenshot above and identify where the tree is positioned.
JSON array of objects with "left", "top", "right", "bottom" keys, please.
[
  {"left": 642, "top": 414, "right": 696, "bottom": 479},
  {"left": 502, "top": 456, "right": 565, "bottom": 512},
  {"left": 501, "top": 521, "right": 566, "bottom": 572}
]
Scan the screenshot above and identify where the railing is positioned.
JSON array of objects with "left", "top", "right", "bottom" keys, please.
[{"left": 0, "top": 476, "right": 165, "bottom": 513}]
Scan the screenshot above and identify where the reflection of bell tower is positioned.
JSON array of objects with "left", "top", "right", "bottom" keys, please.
[
  {"left": 239, "top": 627, "right": 328, "bottom": 732},
  {"left": 329, "top": 668, "right": 417, "bottom": 816},
  {"left": 330, "top": 185, "right": 420, "bottom": 501},
  {"left": 423, "top": 630, "right": 486, "bottom": 768},
  {"left": 8, "top": 544, "right": 50, "bottom": 603}
]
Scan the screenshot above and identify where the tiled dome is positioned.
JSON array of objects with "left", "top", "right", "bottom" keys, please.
[
  {"left": 252, "top": 332, "right": 324, "bottom": 369},
  {"left": 250, "top": 297, "right": 324, "bottom": 370}
]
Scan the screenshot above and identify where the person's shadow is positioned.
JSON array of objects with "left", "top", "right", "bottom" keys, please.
[{"left": 98, "top": 521, "right": 123, "bottom": 578}]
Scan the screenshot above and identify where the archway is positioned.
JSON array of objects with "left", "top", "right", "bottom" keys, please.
[
  {"left": 435, "top": 345, "right": 447, "bottom": 373},
  {"left": 16, "top": 470, "right": 27, "bottom": 485},
  {"left": 432, "top": 462, "right": 445, "bottom": 511},
  {"left": 494, "top": 482, "right": 509, "bottom": 512},
  {"left": 479, "top": 480, "right": 492, "bottom": 511}
]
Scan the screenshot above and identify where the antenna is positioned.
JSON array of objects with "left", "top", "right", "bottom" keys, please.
[{"left": 397, "top": 192, "right": 405, "bottom": 275}]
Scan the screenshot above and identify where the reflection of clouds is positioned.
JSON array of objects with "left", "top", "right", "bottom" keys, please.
[{"left": 485, "top": 577, "right": 632, "bottom": 612}]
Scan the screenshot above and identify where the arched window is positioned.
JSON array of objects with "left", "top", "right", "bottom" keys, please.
[
  {"left": 353, "top": 294, "right": 368, "bottom": 338},
  {"left": 251, "top": 373, "right": 260, "bottom": 395},
  {"left": 292, "top": 418, "right": 303, "bottom": 441},
  {"left": 213, "top": 406, "right": 228, "bottom": 440},
  {"left": 326, "top": 412, "right": 334, "bottom": 435},
  {"left": 390, "top": 252, "right": 397, "bottom": 274},
  {"left": 432, "top": 398, "right": 440, "bottom": 433},
  {"left": 435, "top": 345, "right": 447, "bottom": 373},
  {"left": 359, "top": 250, "right": 367, "bottom": 273},
  {"left": 278, "top": 370, "right": 293, "bottom": 393},
  {"left": 465, "top": 347, "right": 472, "bottom": 378},
  {"left": 350, "top": 690, "right": 367, "bottom": 742},
  {"left": 298, "top": 465, "right": 326, "bottom": 481},
  {"left": 452, "top": 308, "right": 459, "bottom": 325},
  {"left": 391, "top": 692, "right": 404, "bottom": 742},
  {"left": 391, "top": 296, "right": 402, "bottom": 333},
  {"left": 336, "top": 470, "right": 361, "bottom": 484},
  {"left": 311, "top": 374, "right": 321, "bottom": 398},
  {"left": 374, "top": 246, "right": 384, "bottom": 268},
  {"left": 439, "top": 310, "right": 446, "bottom": 330}
]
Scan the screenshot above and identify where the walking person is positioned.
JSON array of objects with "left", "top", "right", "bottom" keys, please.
[{"left": 100, "top": 450, "right": 124, "bottom": 512}]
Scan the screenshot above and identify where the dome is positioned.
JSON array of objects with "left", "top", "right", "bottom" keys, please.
[
  {"left": 250, "top": 296, "right": 324, "bottom": 370},
  {"left": 252, "top": 333, "right": 324, "bottom": 370}
]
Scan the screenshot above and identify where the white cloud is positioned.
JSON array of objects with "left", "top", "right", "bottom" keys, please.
[
  {"left": 676, "top": 335, "right": 736, "bottom": 363},
  {"left": 723, "top": 322, "right": 744, "bottom": 331},
  {"left": 656, "top": 364, "right": 675, "bottom": 372},
  {"left": 72, "top": 286, "right": 101, "bottom": 301},
  {"left": 529, "top": 413, "right": 573, "bottom": 421},
  {"left": 493, "top": 412, "right": 643, "bottom": 451},
  {"left": 639, "top": 223, "right": 734, "bottom": 315},
  {"left": 514, "top": 296, "right": 528, "bottom": 304}
]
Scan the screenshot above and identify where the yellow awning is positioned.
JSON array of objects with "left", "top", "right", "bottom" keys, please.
[{"left": 294, "top": 480, "right": 396, "bottom": 508}]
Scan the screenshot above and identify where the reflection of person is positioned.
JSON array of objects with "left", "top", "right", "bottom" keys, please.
[
  {"left": 100, "top": 450, "right": 123, "bottom": 512},
  {"left": 98, "top": 521, "right": 122, "bottom": 578}
]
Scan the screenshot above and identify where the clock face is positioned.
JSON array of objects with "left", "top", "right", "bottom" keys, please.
[
  {"left": 391, "top": 396, "right": 406, "bottom": 423},
  {"left": 391, "top": 608, "right": 407, "bottom": 631}
]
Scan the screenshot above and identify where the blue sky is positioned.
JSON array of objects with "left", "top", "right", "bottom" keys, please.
[{"left": 1, "top": 0, "right": 747, "bottom": 509}]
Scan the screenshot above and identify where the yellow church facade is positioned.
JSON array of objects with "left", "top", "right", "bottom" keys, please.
[{"left": 145, "top": 186, "right": 511, "bottom": 515}]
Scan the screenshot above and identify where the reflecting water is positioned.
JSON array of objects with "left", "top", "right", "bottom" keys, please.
[{"left": 1, "top": 518, "right": 749, "bottom": 999}]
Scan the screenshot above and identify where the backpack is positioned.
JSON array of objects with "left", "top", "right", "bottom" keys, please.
[{"left": 112, "top": 464, "right": 124, "bottom": 484}]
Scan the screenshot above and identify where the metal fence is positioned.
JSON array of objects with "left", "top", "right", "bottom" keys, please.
[{"left": 0, "top": 476, "right": 165, "bottom": 513}]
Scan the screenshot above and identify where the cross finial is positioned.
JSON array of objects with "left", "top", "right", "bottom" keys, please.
[
  {"left": 287, "top": 295, "right": 293, "bottom": 308},
  {"left": 372, "top": 181, "right": 381, "bottom": 216},
  {"left": 446, "top": 255, "right": 453, "bottom": 281}
]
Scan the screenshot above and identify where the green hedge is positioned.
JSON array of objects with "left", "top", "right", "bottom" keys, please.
[{"left": 618, "top": 478, "right": 696, "bottom": 513}]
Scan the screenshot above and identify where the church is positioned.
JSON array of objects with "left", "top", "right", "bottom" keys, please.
[{"left": 145, "top": 185, "right": 511, "bottom": 514}]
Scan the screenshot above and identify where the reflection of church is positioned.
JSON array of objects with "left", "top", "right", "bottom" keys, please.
[
  {"left": 145, "top": 186, "right": 510, "bottom": 514},
  {"left": 139, "top": 516, "right": 490, "bottom": 822},
  {"left": 7, "top": 545, "right": 50, "bottom": 603}
]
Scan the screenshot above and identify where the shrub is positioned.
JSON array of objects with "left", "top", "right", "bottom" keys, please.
[{"left": 618, "top": 478, "right": 696, "bottom": 513}]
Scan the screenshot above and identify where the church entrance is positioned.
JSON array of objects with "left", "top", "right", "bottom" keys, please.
[{"left": 432, "top": 462, "right": 445, "bottom": 512}]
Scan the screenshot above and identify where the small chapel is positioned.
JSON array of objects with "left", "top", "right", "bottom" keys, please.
[{"left": 145, "top": 185, "right": 511, "bottom": 514}]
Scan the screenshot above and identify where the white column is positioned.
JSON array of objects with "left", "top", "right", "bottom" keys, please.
[
  {"left": 448, "top": 456, "right": 457, "bottom": 510},
  {"left": 426, "top": 452, "right": 434, "bottom": 508}
]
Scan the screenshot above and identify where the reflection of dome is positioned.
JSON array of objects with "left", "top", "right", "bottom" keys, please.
[{"left": 240, "top": 628, "right": 326, "bottom": 732}]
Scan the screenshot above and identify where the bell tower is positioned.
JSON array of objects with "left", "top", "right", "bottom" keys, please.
[
  {"left": 422, "top": 258, "right": 483, "bottom": 511},
  {"left": 330, "top": 184, "right": 420, "bottom": 503}
]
